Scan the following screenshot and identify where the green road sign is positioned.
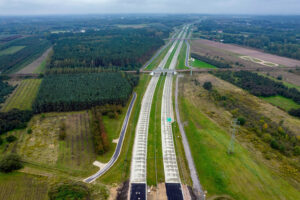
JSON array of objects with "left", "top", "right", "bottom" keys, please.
[{"left": 167, "top": 117, "right": 172, "bottom": 122}]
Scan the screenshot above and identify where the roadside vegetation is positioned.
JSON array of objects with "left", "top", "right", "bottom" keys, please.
[
  {"left": 178, "top": 74, "right": 300, "bottom": 199},
  {"left": 190, "top": 58, "right": 216, "bottom": 69},
  {"left": 176, "top": 42, "right": 188, "bottom": 69},
  {"left": 147, "top": 76, "right": 165, "bottom": 186},
  {"left": 145, "top": 43, "right": 171, "bottom": 70},
  {"left": 214, "top": 71, "right": 300, "bottom": 119}
]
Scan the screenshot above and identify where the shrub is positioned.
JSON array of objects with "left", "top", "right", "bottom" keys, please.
[
  {"left": 237, "top": 117, "right": 246, "bottom": 126},
  {"left": 48, "top": 181, "right": 90, "bottom": 200},
  {"left": 0, "top": 137, "right": 3, "bottom": 145},
  {"left": 294, "top": 146, "right": 300, "bottom": 156},
  {"left": 289, "top": 108, "right": 300, "bottom": 118},
  {"left": 59, "top": 122, "right": 66, "bottom": 140},
  {"left": 0, "top": 154, "right": 23, "bottom": 173},
  {"left": 262, "top": 134, "right": 272, "bottom": 143},
  {"left": 203, "top": 81, "right": 212, "bottom": 91},
  {"left": 6, "top": 135, "right": 17, "bottom": 143},
  {"left": 0, "top": 109, "right": 33, "bottom": 134},
  {"left": 270, "top": 139, "right": 280, "bottom": 150},
  {"left": 27, "top": 128, "right": 32, "bottom": 134},
  {"left": 277, "top": 75, "right": 283, "bottom": 80}
]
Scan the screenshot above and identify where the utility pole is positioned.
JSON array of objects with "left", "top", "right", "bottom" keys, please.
[{"left": 228, "top": 118, "right": 239, "bottom": 155}]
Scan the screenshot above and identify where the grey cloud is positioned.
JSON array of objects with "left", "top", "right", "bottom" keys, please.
[{"left": 0, "top": 0, "right": 299, "bottom": 15}]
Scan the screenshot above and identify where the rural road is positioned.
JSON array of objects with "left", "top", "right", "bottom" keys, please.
[
  {"left": 83, "top": 92, "right": 137, "bottom": 183},
  {"left": 175, "top": 76, "right": 205, "bottom": 200}
]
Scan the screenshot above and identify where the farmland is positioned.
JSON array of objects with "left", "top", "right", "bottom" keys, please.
[
  {"left": 1, "top": 111, "right": 98, "bottom": 176},
  {"left": 33, "top": 73, "right": 134, "bottom": 113},
  {"left": 0, "top": 46, "right": 25, "bottom": 56},
  {"left": 1, "top": 79, "right": 41, "bottom": 112},
  {"left": 17, "top": 47, "right": 52, "bottom": 74},
  {"left": 193, "top": 39, "right": 300, "bottom": 67},
  {"left": 177, "top": 74, "right": 300, "bottom": 199},
  {"left": 0, "top": 36, "right": 51, "bottom": 73},
  {"left": 0, "top": 172, "right": 48, "bottom": 200}
]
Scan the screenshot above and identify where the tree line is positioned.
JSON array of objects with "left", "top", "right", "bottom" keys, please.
[
  {"left": 0, "top": 77, "right": 15, "bottom": 106},
  {"left": 214, "top": 71, "right": 300, "bottom": 117},
  {"left": 0, "top": 109, "right": 33, "bottom": 134}
]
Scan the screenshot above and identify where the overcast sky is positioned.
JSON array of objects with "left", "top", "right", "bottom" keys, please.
[{"left": 0, "top": 0, "right": 299, "bottom": 15}]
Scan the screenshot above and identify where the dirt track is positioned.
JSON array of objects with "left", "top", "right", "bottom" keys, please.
[
  {"left": 194, "top": 39, "right": 300, "bottom": 67},
  {"left": 17, "top": 47, "right": 52, "bottom": 74}
]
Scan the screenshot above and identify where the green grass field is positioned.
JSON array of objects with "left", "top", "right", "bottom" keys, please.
[
  {"left": 1, "top": 79, "right": 41, "bottom": 112},
  {"left": 146, "top": 43, "right": 171, "bottom": 70},
  {"left": 178, "top": 83, "right": 300, "bottom": 199},
  {"left": 34, "top": 60, "right": 47, "bottom": 74},
  {"left": 0, "top": 172, "right": 48, "bottom": 200},
  {"left": 261, "top": 95, "right": 300, "bottom": 111},
  {"left": 0, "top": 46, "right": 25, "bottom": 56},
  {"left": 176, "top": 42, "right": 189, "bottom": 69},
  {"left": 96, "top": 74, "right": 151, "bottom": 184},
  {"left": 147, "top": 76, "right": 165, "bottom": 186},
  {"left": 190, "top": 58, "right": 217, "bottom": 69}
]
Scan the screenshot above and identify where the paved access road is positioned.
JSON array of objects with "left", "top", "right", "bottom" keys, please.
[{"left": 83, "top": 92, "right": 136, "bottom": 183}]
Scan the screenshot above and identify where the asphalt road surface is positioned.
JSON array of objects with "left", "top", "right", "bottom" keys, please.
[{"left": 83, "top": 92, "right": 137, "bottom": 183}]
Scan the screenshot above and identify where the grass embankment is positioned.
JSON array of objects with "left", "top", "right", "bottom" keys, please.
[
  {"left": 165, "top": 41, "right": 179, "bottom": 69},
  {"left": 1, "top": 79, "right": 41, "bottom": 112},
  {"left": 176, "top": 42, "right": 189, "bottom": 69},
  {"left": 172, "top": 77, "right": 192, "bottom": 186},
  {"left": 261, "top": 95, "right": 300, "bottom": 111},
  {"left": 147, "top": 76, "right": 165, "bottom": 186},
  {"left": 145, "top": 42, "right": 172, "bottom": 70},
  {"left": 97, "top": 74, "right": 151, "bottom": 184},
  {"left": 0, "top": 46, "right": 25, "bottom": 56},
  {"left": 190, "top": 58, "right": 216, "bottom": 69},
  {"left": 0, "top": 172, "right": 48, "bottom": 200},
  {"left": 178, "top": 77, "right": 300, "bottom": 199}
]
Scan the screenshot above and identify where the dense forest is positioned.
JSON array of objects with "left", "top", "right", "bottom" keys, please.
[
  {"left": 0, "top": 77, "right": 15, "bottom": 105},
  {"left": 0, "top": 36, "right": 51, "bottom": 73},
  {"left": 0, "top": 109, "right": 33, "bottom": 134},
  {"left": 47, "top": 28, "right": 166, "bottom": 70},
  {"left": 33, "top": 73, "right": 135, "bottom": 113},
  {"left": 214, "top": 71, "right": 300, "bottom": 117},
  {"left": 194, "top": 16, "right": 300, "bottom": 60},
  {"left": 191, "top": 53, "right": 232, "bottom": 68},
  {"left": 0, "top": 15, "right": 192, "bottom": 35}
]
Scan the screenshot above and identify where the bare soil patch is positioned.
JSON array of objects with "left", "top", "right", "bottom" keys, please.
[
  {"left": 194, "top": 39, "right": 300, "bottom": 67},
  {"left": 17, "top": 47, "right": 52, "bottom": 74}
]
